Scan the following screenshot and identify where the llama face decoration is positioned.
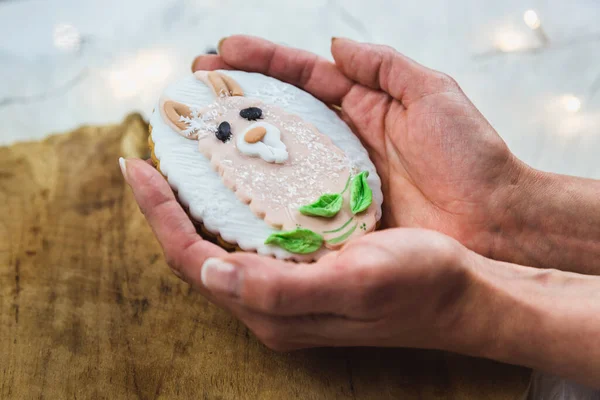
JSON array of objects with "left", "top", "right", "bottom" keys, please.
[{"left": 150, "top": 70, "right": 383, "bottom": 261}]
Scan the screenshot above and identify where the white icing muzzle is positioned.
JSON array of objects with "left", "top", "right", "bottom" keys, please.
[{"left": 236, "top": 121, "right": 288, "bottom": 163}]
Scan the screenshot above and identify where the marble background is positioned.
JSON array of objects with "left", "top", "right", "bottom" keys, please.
[{"left": 1, "top": 0, "right": 599, "bottom": 398}]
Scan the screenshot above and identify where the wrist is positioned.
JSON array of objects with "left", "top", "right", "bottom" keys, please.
[
  {"left": 435, "top": 250, "right": 502, "bottom": 356},
  {"left": 453, "top": 254, "right": 600, "bottom": 387},
  {"left": 491, "top": 160, "right": 545, "bottom": 266},
  {"left": 427, "top": 246, "right": 503, "bottom": 355},
  {"left": 490, "top": 159, "right": 571, "bottom": 268},
  {"left": 471, "top": 156, "right": 533, "bottom": 266},
  {"left": 492, "top": 162, "right": 600, "bottom": 272}
]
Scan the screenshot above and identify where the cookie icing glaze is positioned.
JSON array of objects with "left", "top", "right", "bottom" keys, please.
[
  {"left": 235, "top": 121, "right": 289, "bottom": 163},
  {"left": 150, "top": 70, "right": 383, "bottom": 260}
]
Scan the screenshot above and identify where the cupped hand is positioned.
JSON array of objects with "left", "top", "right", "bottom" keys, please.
[
  {"left": 121, "top": 158, "right": 477, "bottom": 352},
  {"left": 122, "top": 36, "right": 525, "bottom": 351},
  {"left": 192, "top": 36, "right": 525, "bottom": 259}
]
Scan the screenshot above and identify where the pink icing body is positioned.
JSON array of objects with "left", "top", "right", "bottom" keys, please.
[{"left": 159, "top": 72, "right": 376, "bottom": 248}]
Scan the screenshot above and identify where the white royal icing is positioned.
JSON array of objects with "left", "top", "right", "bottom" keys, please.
[
  {"left": 236, "top": 121, "right": 288, "bottom": 164},
  {"left": 150, "top": 71, "right": 383, "bottom": 261}
]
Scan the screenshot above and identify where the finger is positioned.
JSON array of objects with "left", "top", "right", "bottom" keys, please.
[
  {"left": 197, "top": 251, "right": 381, "bottom": 345},
  {"left": 331, "top": 37, "right": 458, "bottom": 106},
  {"left": 217, "top": 35, "right": 353, "bottom": 105},
  {"left": 120, "top": 158, "right": 226, "bottom": 278},
  {"left": 200, "top": 253, "right": 338, "bottom": 315},
  {"left": 199, "top": 251, "right": 379, "bottom": 318},
  {"left": 191, "top": 54, "right": 232, "bottom": 72}
]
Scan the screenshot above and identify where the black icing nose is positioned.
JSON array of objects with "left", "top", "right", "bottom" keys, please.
[{"left": 240, "top": 107, "right": 262, "bottom": 121}]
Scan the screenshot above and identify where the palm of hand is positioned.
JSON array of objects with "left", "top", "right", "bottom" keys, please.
[{"left": 341, "top": 82, "right": 515, "bottom": 252}]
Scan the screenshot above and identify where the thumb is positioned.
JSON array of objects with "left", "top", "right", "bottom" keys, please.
[
  {"left": 121, "top": 157, "right": 226, "bottom": 278},
  {"left": 199, "top": 252, "right": 366, "bottom": 317},
  {"left": 331, "top": 37, "right": 459, "bottom": 106}
]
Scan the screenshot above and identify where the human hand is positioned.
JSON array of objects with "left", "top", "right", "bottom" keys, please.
[
  {"left": 120, "top": 158, "right": 476, "bottom": 352},
  {"left": 192, "top": 35, "right": 525, "bottom": 262},
  {"left": 119, "top": 36, "right": 600, "bottom": 386},
  {"left": 121, "top": 156, "right": 600, "bottom": 388}
]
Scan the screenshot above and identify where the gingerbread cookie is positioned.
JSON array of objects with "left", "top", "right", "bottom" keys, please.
[{"left": 149, "top": 70, "right": 383, "bottom": 261}]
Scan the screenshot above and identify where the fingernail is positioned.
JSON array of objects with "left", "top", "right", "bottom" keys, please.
[
  {"left": 119, "top": 157, "right": 128, "bottom": 183},
  {"left": 217, "top": 37, "right": 228, "bottom": 55},
  {"left": 332, "top": 36, "right": 351, "bottom": 44},
  {"left": 201, "top": 258, "right": 239, "bottom": 296},
  {"left": 191, "top": 56, "right": 201, "bottom": 71}
]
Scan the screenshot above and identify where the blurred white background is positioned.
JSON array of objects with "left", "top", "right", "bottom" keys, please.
[
  {"left": 1, "top": 0, "right": 599, "bottom": 398},
  {"left": 1, "top": 0, "right": 599, "bottom": 178}
]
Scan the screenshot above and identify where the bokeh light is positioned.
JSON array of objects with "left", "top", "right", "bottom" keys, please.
[
  {"left": 523, "top": 10, "right": 541, "bottom": 30},
  {"left": 53, "top": 23, "right": 81, "bottom": 52},
  {"left": 108, "top": 50, "right": 174, "bottom": 99},
  {"left": 561, "top": 95, "right": 582, "bottom": 113},
  {"left": 494, "top": 30, "right": 527, "bottom": 52}
]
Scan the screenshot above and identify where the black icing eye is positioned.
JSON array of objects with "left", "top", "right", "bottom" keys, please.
[
  {"left": 216, "top": 121, "right": 232, "bottom": 142},
  {"left": 240, "top": 107, "right": 262, "bottom": 121}
]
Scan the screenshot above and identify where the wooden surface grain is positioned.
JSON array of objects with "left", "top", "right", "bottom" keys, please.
[{"left": 0, "top": 114, "right": 531, "bottom": 399}]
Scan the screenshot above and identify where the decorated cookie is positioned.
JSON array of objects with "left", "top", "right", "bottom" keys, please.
[{"left": 149, "top": 70, "right": 383, "bottom": 261}]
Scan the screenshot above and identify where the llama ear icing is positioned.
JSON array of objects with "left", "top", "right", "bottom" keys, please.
[
  {"left": 205, "top": 71, "right": 244, "bottom": 97},
  {"left": 162, "top": 100, "right": 198, "bottom": 138}
]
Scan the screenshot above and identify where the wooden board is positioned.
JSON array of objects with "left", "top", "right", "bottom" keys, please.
[{"left": 0, "top": 114, "right": 531, "bottom": 399}]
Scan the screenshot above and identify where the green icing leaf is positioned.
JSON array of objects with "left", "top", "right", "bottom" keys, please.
[
  {"left": 264, "top": 229, "right": 323, "bottom": 254},
  {"left": 299, "top": 194, "right": 343, "bottom": 218},
  {"left": 350, "top": 171, "right": 373, "bottom": 214}
]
